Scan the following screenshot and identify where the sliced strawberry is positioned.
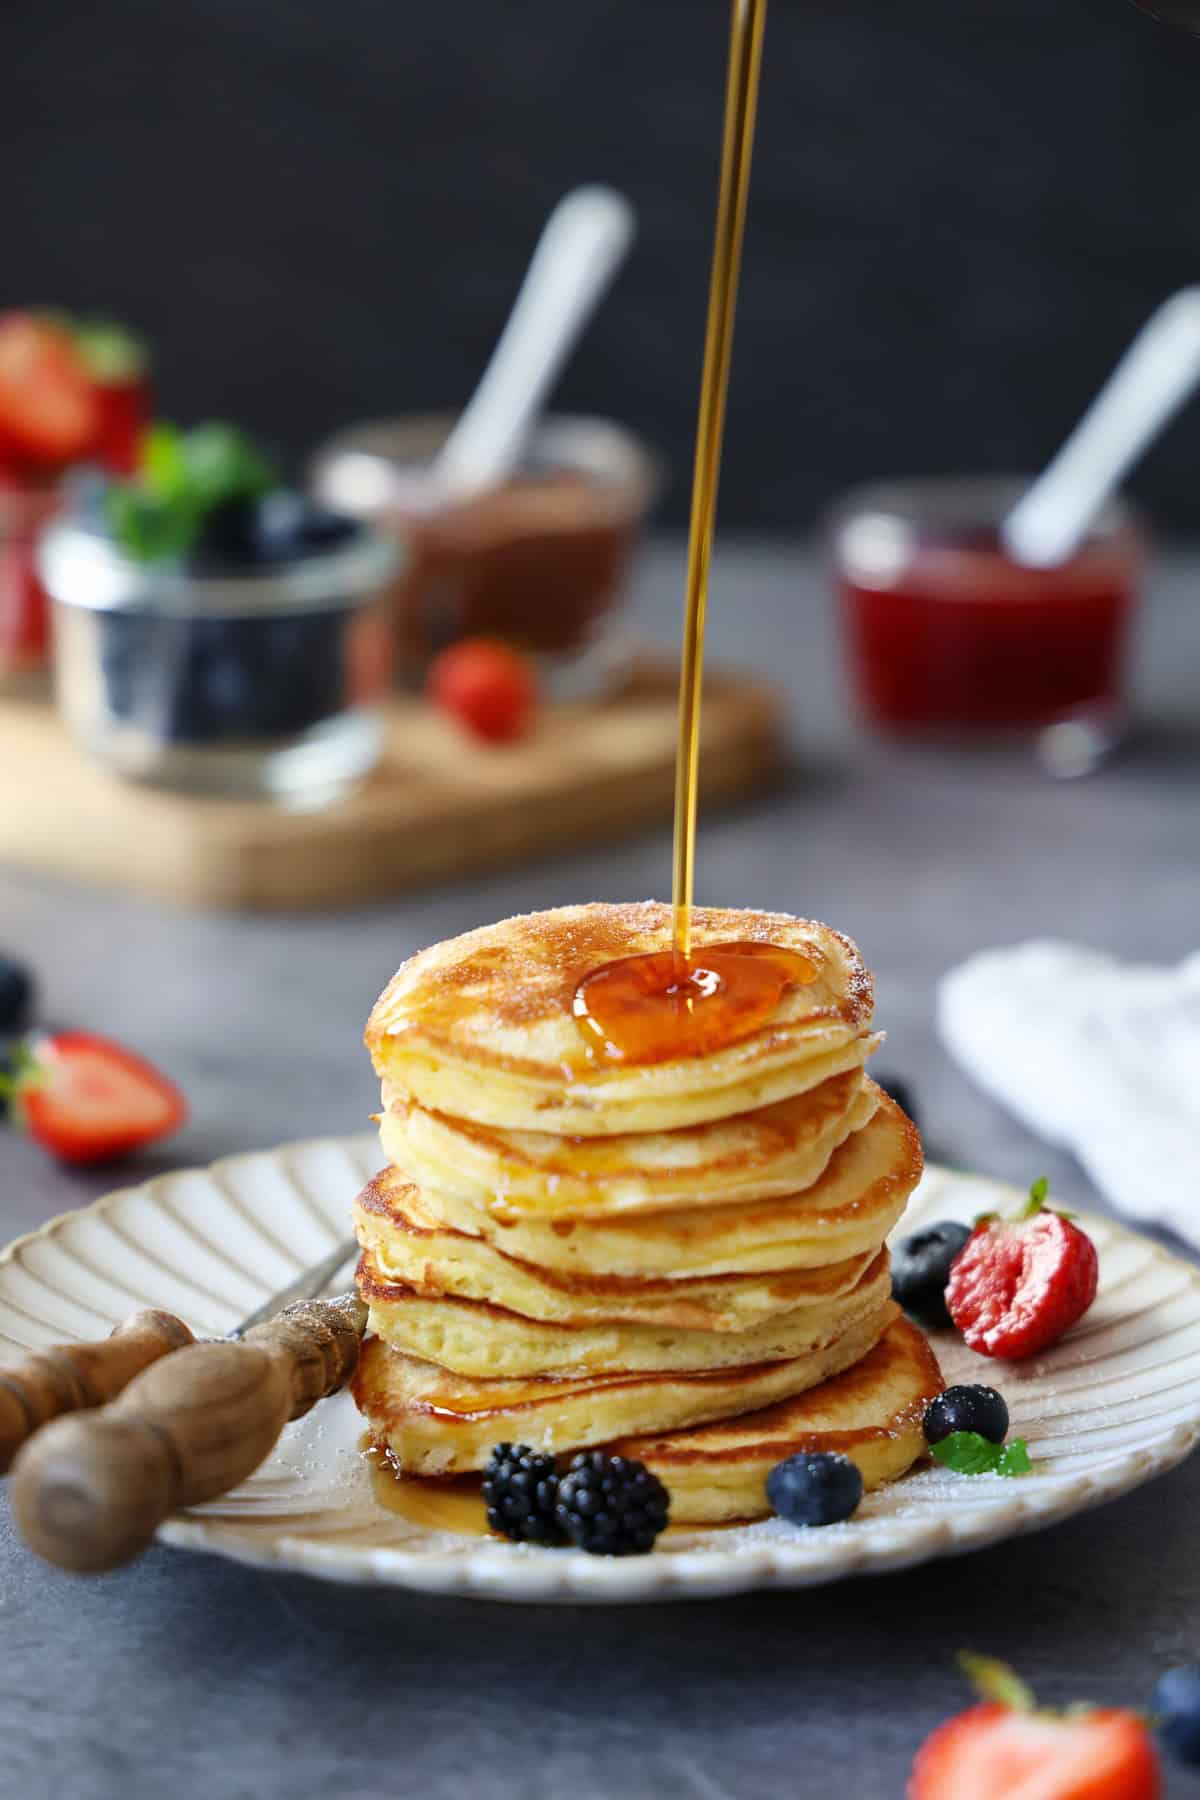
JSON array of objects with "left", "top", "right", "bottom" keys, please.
[
  {"left": 428, "top": 637, "right": 539, "bottom": 742},
  {"left": 910, "top": 1658, "right": 1160, "bottom": 1800},
  {"left": 7, "top": 1031, "right": 187, "bottom": 1165},
  {"left": 0, "top": 312, "right": 100, "bottom": 469},
  {"left": 910, "top": 1701, "right": 1160, "bottom": 1799},
  {"left": 945, "top": 1178, "right": 1099, "bottom": 1360}
]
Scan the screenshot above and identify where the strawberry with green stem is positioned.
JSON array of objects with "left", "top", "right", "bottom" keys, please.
[
  {"left": 946, "top": 1177, "right": 1099, "bottom": 1361},
  {"left": 910, "top": 1655, "right": 1161, "bottom": 1799},
  {"left": 0, "top": 1033, "right": 187, "bottom": 1165}
]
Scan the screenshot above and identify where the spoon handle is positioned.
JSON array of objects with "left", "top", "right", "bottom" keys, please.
[
  {"left": 9, "top": 1293, "right": 366, "bottom": 1573},
  {"left": 0, "top": 1310, "right": 195, "bottom": 1475},
  {"left": 433, "top": 184, "right": 635, "bottom": 499},
  {"left": 1003, "top": 287, "right": 1200, "bottom": 566}
]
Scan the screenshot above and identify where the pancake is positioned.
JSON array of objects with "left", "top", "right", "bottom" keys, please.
[
  {"left": 360, "top": 1090, "right": 922, "bottom": 1278},
  {"left": 352, "top": 1300, "right": 899, "bottom": 1476},
  {"left": 615, "top": 1317, "right": 943, "bottom": 1523},
  {"left": 378, "top": 1068, "right": 880, "bottom": 1222},
  {"left": 357, "top": 1247, "right": 893, "bottom": 1377},
  {"left": 354, "top": 1182, "right": 877, "bottom": 1330},
  {"left": 365, "top": 903, "right": 875, "bottom": 1135}
]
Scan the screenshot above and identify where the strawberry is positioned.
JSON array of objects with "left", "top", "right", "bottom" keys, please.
[
  {"left": 910, "top": 1656, "right": 1161, "bottom": 1799},
  {"left": 428, "top": 637, "right": 538, "bottom": 742},
  {"left": 945, "top": 1177, "right": 1099, "bottom": 1360},
  {"left": 0, "top": 312, "right": 99, "bottom": 469},
  {"left": 2, "top": 1032, "right": 187, "bottom": 1164},
  {"left": 68, "top": 317, "right": 151, "bottom": 474}
]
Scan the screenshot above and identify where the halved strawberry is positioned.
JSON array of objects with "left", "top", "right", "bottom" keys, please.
[
  {"left": 945, "top": 1177, "right": 1099, "bottom": 1360},
  {"left": 0, "top": 312, "right": 100, "bottom": 469},
  {"left": 3, "top": 1032, "right": 187, "bottom": 1164},
  {"left": 910, "top": 1658, "right": 1160, "bottom": 1799}
]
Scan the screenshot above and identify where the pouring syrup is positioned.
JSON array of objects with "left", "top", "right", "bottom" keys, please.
[{"left": 571, "top": 0, "right": 818, "bottom": 1064}]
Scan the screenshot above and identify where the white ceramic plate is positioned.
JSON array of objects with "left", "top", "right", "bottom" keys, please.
[{"left": 2, "top": 1138, "right": 1199, "bottom": 1605}]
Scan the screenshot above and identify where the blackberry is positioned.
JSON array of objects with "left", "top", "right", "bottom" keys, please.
[
  {"left": 555, "top": 1451, "right": 669, "bottom": 1555},
  {"left": 481, "top": 1443, "right": 564, "bottom": 1545}
]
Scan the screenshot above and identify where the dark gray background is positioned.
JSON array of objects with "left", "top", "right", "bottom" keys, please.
[{"left": 10, "top": 0, "right": 1200, "bottom": 525}]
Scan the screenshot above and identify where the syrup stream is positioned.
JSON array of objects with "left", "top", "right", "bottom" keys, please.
[{"left": 671, "top": 0, "right": 769, "bottom": 965}]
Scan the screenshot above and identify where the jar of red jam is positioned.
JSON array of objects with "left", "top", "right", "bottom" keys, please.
[{"left": 831, "top": 477, "right": 1146, "bottom": 763}]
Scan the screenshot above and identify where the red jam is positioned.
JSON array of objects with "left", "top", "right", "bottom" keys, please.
[{"left": 836, "top": 496, "right": 1143, "bottom": 734}]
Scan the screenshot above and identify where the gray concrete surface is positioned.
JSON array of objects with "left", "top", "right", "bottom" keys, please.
[{"left": 2, "top": 537, "right": 1199, "bottom": 1798}]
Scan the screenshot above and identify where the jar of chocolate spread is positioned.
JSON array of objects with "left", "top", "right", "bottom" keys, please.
[{"left": 308, "top": 413, "right": 663, "bottom": 698}]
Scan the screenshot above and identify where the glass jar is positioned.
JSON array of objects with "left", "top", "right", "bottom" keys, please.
[
  {"left": 0, "top": 479, "right": 62, "bottom": 694},
  {"left": 39, "top": 508, "right": 400, "bottom": 807},
  {"left": 308, "top": 413, "right": 663, "bottom": 698},
  {"left": 830, "top": 476, "right": 1146, "bottom": 771}
]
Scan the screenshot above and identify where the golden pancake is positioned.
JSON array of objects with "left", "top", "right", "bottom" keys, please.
[
  {"left": 366, "top": 903, "right": 874, "bottom": 1135},
  {"left": 360, "top": 1090, "right": 921, "bottom": 1278},
  {"left": 354, "top": 1181, "right": 877, "bottom": 1330},
  {"left": 617, "top": 1317, "right": 943, "bottom": 1522},
  {"left": 352, "top": 1300, "right": 899, "bottom": 1476},
  {"left": 356, "top": 1247, "right": 893, "bottom": 1378},
  {"left": 378, "top": 1068, "right": 879, "bottom": 1221}
]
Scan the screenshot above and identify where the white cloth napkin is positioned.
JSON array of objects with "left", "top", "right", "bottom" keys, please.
[{"left": 938, "top": 940, "right": 1200, "bottom": 1247}]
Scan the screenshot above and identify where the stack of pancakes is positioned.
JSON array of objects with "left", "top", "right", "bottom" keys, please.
[{"left": 352, "top": 902, "right": 942, "bottom": 1523}]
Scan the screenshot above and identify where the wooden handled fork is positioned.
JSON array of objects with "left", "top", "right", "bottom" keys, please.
[
  {"left": 0, "top": 1311, "right": 197, "bottom": 1475},
  {"left": 5, "top": 1237, "right": 366, "bottom": 1573}
]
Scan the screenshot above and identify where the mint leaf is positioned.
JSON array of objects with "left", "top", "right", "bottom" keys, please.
[
  {"left": 931, "top": 1431, "right": 1033, "bottom": 1478},
  {"left": 931, "top": 1431, "right": 1001, "bottom": 1474},
  {"left": 142, "top": 423, "right": 189, "bottom": 500},
  {"left": 181, "top": 422, "right": 275, "bottom": 509},
  {"left": 996, "top": 1438, "right": 1033, "bottom": 1477},
  {"left": 104, "top": 485, "right": 197, "bottom": 563},
  {"left": 104, "top": 420, "right": 277, "bottom": 563}
]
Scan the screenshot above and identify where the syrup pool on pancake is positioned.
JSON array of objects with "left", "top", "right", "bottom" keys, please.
[{"left": 572, "top": 941, "right": 820, "bottom": 1064}]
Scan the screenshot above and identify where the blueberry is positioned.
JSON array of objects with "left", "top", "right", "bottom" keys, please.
[
  {"left": 876, "top": 1073, "right": 918, "bottom": 1129},
  {"left": 0, "top": 955, "right": 34, "bottom": 1035},
  {"left": 299, "top": 506, "right": 359, "bottom": 553},
  {"left": 924, "top": 1384, "right": 1010, "bottom": 1446},
  {"left": 766, "top": 1451, "right": 864, "bottom": 1527},
  {"left": 96, "top": 610, "right": 143, "bottom": 724},
  {"left": 891, "top": 1220, "right": 972, "bottom": 1329},
  {"left": 1153, "top": 1665, "right": 1200, "bottom": 1765},
  {"left": 191, "top": 495, "right": 262, "bottom": 567},
  {"left": 251, "top": 490, "right": 310, "bottom": 562}
]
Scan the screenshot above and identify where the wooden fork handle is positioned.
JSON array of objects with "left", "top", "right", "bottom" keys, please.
[
  {"left": 0, "top": 1310, "right": 195, "bottom": 1476},
  {"left": 9, "top": 1292, "right": 366, "bottom": 1574}
]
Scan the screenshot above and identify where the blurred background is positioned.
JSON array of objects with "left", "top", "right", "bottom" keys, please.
[{"left": 10, "top": 0, "right": 1200, "bottom": 525}]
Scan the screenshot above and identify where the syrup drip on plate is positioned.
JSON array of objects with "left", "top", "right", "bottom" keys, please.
[
  {"left": 365, "top": 1445, "right": 736, "bottom": 1537},
  {"left": 367, "top": 1449, "right": 492, "bottom": 1536}
]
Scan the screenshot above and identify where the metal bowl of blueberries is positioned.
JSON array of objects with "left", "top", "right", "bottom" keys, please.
[{"left": 38, "top": 423, "right": 402, "bottom": 807}]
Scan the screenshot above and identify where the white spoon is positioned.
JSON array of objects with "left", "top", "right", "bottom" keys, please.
[
  {"left": 1002, "top": 286, "right": 1200, "bottom": 567},
  {"left": 427, "top": 184, "right": 635, "bottom": 504}
]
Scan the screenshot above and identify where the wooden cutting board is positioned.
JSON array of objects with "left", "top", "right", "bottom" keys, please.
[{"left": 0, "top": 664, "right": 783, "bottom": 910}]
